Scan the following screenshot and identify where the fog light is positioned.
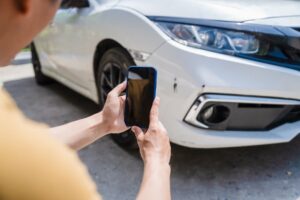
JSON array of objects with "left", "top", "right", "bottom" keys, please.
[
  {"left": 198, "top": 105, "right": 230, "bottom": 124},
  {"left": 202, "top": 106, "right": 214, "bottom": 120}
]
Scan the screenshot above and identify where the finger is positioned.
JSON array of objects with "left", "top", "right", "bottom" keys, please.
[
  {"left": 109, "top": 81, "right": 127, "bottom": 97},
  {"left": 131, "top": 126, "right": 144, "bottom": 142},
  {"left": 158, "top": 121, "right": 168, "bottom": 135},
  {"left": 149, "top": 97, "right": 160, "bottom": 128},
  {"left": 120, "top": 95, "right": 126, "bottom": 102},
  {"left": 119, "top": 95, "right": 126, "bottom": 112}
]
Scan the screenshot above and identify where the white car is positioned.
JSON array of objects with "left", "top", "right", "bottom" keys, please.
[{"left": 32, "top": 0, "right": 300, "bottom": 148}]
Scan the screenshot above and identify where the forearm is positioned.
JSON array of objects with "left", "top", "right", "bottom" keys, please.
[
  {"left": 137, "top": 162, "right": 171, "bottom": 200},
  {"left": 50, "top": 112, "right": 109, "bottom": 150}
]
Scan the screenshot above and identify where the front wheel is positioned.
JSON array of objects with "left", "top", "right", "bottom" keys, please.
[{"left": 96, "top": 47, "right": 137, "bottom": 149}]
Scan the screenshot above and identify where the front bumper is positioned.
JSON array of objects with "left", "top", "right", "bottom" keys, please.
[
  {"left": 184, "top": 94, "right": 300, "bottom": 131},
  {"left": 145, "top": 39, "right": 300, "bottom": 148}
]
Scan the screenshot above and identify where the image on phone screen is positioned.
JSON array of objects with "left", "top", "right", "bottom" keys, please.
[{"left": 125, "top": 66, "right": 157, "bottom": 128}]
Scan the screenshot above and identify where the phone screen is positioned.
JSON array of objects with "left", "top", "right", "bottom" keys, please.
[{"left": 125, "top": 67, "right": 157, "bottom": 128}]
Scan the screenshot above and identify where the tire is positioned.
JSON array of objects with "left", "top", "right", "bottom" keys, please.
[
  {"left": 96, "top": 47, "right": 138, "bottom": 149},
  {"left": 31, "top": 43, "right": 53, "bottom": 85}
]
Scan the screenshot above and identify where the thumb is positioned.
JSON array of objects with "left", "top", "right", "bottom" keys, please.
[
  {"left": 120, "top": 95, "right": 126, "bottom": 102},
  {"left": 131, "top": 126, "right": 144, "bottom": 142}
]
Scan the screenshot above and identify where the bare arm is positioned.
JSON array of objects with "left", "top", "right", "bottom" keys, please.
[
  {"left": 132, "top": 98, "right": 172, "bottom": 200},
  {"left": 50, "top": 82, "right": 129, "bottom": 150},
  {"left": 138, "top": 162, "right": 171, "bottom": 200},
  {"left": 50, "top": 112, "right": 109, "bottom": 150},
  {"left": 50, "top": 84, "right": 172, "bottom": 199}
]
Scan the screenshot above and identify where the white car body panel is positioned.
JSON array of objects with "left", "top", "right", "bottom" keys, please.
[
  {"left": 118, "top": 0, "right": 300, "bottom": 21},
  {"left": 147, "top": 40, "right": 300, "bottom": 147},
  {"left": 36, "top": 4, "right": 168, "bottom": 101},
  {"left": 34, "top": 0, "right": 300, "bottom": 148}
]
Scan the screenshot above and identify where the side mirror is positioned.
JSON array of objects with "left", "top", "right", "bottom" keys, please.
[{"left": 60, "top": 0, "right": 90, "bottom": 9}]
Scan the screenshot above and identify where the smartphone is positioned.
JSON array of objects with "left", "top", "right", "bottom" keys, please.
[{"left": 125, "top": 66, "right": 157, "bottom": 128}]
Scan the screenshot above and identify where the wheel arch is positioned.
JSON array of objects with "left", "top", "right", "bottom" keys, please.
[{"left": 93, "top": 39, "right": 135, "bottom": 81}]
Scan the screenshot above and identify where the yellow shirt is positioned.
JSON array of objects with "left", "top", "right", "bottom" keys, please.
[{"left": 0, "top": 88, "right": 101, "bottom": 200}]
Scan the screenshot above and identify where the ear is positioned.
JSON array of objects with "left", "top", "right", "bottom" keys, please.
[{"left": 14, "top": 0, "right": 31, "bottom": 14}]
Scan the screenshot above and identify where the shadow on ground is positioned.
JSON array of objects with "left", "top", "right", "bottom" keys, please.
[{"left": 4, "top": 77, "right": 300, "bottom": 200}]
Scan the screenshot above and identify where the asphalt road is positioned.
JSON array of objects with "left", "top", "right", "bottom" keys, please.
[{"left": 2, "top": 64, "right": 300, "bottom": 200}]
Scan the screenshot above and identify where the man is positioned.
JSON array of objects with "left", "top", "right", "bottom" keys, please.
[{"left": 0, "top": 0, "right": 171, "bottom": 199}]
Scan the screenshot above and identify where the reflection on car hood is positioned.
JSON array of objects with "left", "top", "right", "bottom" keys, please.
[{"left": 117, "top": 0, "right": 300, "bottom": 22}]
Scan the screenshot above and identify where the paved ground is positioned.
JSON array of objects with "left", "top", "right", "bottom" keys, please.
[{"left": 2, "top": 63, "right": 300, "bottom": 200}]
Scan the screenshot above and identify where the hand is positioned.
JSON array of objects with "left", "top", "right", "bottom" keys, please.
[
  {"left": 131, "top": 97, "right": 171, "bottom": 165},
  {"left": 102, "top": 81, "right": 129, "bottom": 134}
]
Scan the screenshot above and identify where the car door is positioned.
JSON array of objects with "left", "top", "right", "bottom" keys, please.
[{"left": 49, "top": 0, "right": 94, "bottom": 91}]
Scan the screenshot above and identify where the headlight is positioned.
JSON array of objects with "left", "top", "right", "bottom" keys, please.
[
  {"left": 156, "top": 22, "right": 260, "bottom": 55},
  {"left": 150, "top": 17, "right": 300, "bottom": 70}
]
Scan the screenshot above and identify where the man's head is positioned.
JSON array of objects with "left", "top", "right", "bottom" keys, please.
[{"left": 0, "top": 0, "right": 61, "bottom": 66}]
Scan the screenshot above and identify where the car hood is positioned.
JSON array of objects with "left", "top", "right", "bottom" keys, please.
[{"left": 117, "top": 0, "right": 300, "bottom": 22}]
